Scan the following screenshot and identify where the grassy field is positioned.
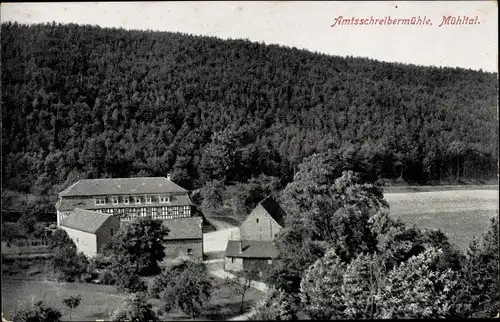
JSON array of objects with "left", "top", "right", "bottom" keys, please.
[
  {"left": 1, "top": 279, "right": 128, "bottom": 321},
  {"left": 384, "top": 184, "right": 498, "bottom": 193},
  {"left": 1, "top": 275, "right": 265, "bottom": 321},
  {"left": 386, "top": 189, "right": 498, "bottom": 251}
]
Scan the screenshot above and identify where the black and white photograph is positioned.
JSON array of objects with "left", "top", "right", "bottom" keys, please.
[{"left": 1, "top": 1, "right": 498, "bottom": 321}]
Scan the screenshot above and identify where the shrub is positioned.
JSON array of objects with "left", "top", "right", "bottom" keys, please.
[
  {"left": 12, "top": 300, "right": 62, "bottom": 322},
  {"left": 100, "top": 269, "right": 117, "bottom": 285},
  {"left": 110, "top": 292, "right": 157, "bottom": 321}
]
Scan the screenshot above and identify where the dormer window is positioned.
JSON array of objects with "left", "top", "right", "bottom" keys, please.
[
  {"left": 159, "top": 195, "right": 170, "bottom": 203},
  {"left": 123, "top": 197, "right": 129, "bottom": 205},
  {"left": 134, "top": 197, "right": 141, "bottom": 204},
  {"left": 95, "top": 197, "right": 106, "bottom": 205},
  {"left": 112, "top": 197, "right": 119, "bottom": 205},
  {"left": 146, "top": 196, "right": 152, "bottom": 204}
]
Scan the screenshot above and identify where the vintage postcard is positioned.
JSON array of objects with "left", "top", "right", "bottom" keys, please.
[{"left": 1, "top": 1, "right": 498, "bottom": 321}]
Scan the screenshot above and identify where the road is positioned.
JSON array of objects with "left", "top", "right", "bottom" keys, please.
[{"left": 203, "top": 226, "right": 240, "bottom": 256}]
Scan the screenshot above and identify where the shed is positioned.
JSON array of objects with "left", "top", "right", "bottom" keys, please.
[{"left": 59, "top": 208, "right": 120, "bottom": 258}]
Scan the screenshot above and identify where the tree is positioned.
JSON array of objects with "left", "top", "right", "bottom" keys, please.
[
  {"left": 49, "top": 228, "right": 76, "bottom": 251},
  {"left": 106, "top": 217, "right": 169, "bottom": 275},
  {"left": 62, "top": 294, "right": 81, "bottom": 319},
  {"left": 225, "top": 270, "right": 259, "bottom": 313},
  {"left": 250, "top": 287, "right": 296, "bottom": 320},
  {"left": 299, "top": 249, "right": 347, "bottom": 319},
  {"left": 199, "top": 179, "right": 225, "bottom": 217},
  {"left": 154, "top": 261, "right": 212, "bottom": 318},
  {"left": 269, "top": 167, "right": 387, "bottom": 297},
  {"left": 267, "top": 219, "right": 326, "bottom": 296},
  {"left": 52, "top": 245, "right": 89, "bottom": 282},
  {"left": 108, "top": 252, "right": 147, "bottom": 293},
  {"left": 369, "top": 212, "right": 428, "bottom": 271},
  {"left": 199, "top": 130, "right": 238, "bottom": 182},
  {"left": 111, "top": 292, "right": 157, "bottom": 322},
  {"left": 376, "top": 247, "right": 459, "bottom": 319},
  {"left": 454, "top": 214, "right": 499, "bottom": 318},
  {"left": 341, "top": 253, "right": 384, "bottom": 319},
  {"left": 12, "top": 300, "right": 62, "bottom": 322}
]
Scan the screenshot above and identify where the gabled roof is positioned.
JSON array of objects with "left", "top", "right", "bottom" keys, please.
[
  {"left": 225, "top": 240, "right": 278, "bottom": 259},
  {"left": 60, "top": 208, "right": 117, "bottom": 234},
  {"left": 252, "top": 196, "right": 287, "bottom": 227},
  {"left": 59, "top": 177, "right": 187, "bottom": 197},
  {"left": 162, "top": 216, "right": 203, "bottom": 240}
]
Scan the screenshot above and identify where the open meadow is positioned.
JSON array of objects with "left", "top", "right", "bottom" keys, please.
[
  {"left": 1, "top": 275, "right": 265, "bottom": 321},
  {"left": 385, "top": 189, "right": 498, "bottom": 251}
]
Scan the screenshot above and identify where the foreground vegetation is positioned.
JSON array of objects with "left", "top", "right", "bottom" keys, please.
[{"left": 252, "top": 153, "right": 499, "bottom": 319}]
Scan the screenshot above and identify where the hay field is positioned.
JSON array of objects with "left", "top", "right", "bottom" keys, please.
[{"left": 385, "top": 189, "right": 498, "bottom": 251}]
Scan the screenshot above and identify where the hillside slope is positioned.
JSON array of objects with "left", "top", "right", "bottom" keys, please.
[{"left": 1, "top": 22, "right": 498, "bottom": 195}]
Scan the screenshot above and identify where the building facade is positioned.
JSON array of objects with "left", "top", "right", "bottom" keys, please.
[
  {"left": 56, "top": 176, "right": 193, "bottom": 225},
  {"left": 56, "top": 176, "right": 203, "bottom": 260},
  {"left": 161, "top": 216, "right": 204, "bottom": 260},
  {"left": 225, "top": 240, "right": 278, "bottom": 273},
  {"left": 225, "top": 196, "right": 286, "bottom": 274},
  {"left": 59, "top": 208, "right": 121, "bottom": 258}
]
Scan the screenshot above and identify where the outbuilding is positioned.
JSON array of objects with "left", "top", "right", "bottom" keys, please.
[{"left": 59, "top": 208, "right": 120, "bottom": 258}]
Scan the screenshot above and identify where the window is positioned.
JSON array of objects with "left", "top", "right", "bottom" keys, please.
[
  {"left": 267, "top": 259, "right": 273, "bottom": 265},
  {"left": 159, "top": 195, "right": 171, "bottom": 203},
  {"left": 134, "top": 197, "right": 141, "bottom": 204},
  {"left": 184, "top": 206, "right": 191, "bottom": 216},
  {"left": 256, "top": 218, "right": 259, "bottom": 223},
  {"left": 95, "top": 198, "right": 106, "bottom": 205},
  {"left": 112, "top": 197, "right": 119, "bottom": 205},
  {"left": 231, "top": 258, "right": 234, "bottom": 263},
  {"left": 151, "top": 207, "right": 158, "bottom": 219},
  {"left": 161, "top": 207, "right": 168, "bottom": 219},
  {"left": 123, "top": 197, "right": 129, "bottom": 205},
  {"left": 141, "top": 207, "right": 147, "bottom": 217},
  {"left": 110, "top": 228, "right": 114, "bottom": 236},
  {"left": 187, "top": 248, "right": 193, "bottom": 255},
  {"left": 172, "top": 207, "right": 179, "bottom": 217},
  {"left": 146, "top": 196, "right": 152, "bottom": 204}
]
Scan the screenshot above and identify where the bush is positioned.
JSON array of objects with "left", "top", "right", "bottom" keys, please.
[
  {"left": 12, "top": 300, "right": 62, "bottom": 322},
  {"left": 100, "top": 269, "right": 117, "bottom": 285},
  {"left": 18, "top": 213, "right": 37, "bottom": 235},
  {"left": 92, "top": 254, "right": 113, "bottom": 269},
  {"left": 110, "top": 292, "right": 157, "bottom": 321}
]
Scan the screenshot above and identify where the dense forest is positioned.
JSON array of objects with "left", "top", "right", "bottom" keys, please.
[{"left": 1, "top": 22, "right": 498, "bottom": 199}]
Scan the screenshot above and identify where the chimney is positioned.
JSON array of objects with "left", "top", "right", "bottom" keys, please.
[{"left": 167, "top": 173, "right": 171, "bottom": 180}]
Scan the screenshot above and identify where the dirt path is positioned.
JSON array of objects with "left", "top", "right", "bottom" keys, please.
[
  {"left": 208, "top": 269, "right": 268, "bottom": 293},
  {"left": 203, "top": 226, "right": 240, "bottom": 254}
]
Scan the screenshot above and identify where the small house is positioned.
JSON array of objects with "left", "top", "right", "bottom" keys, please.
[
  {"left": 224, "top": 196, "right": 286, "bottom": 274},
  {"left": 225, "top": 240, "right": 278, "bottom": 273},
  {"left": 162, "top": 216, "right": 204, "bottom": 261},
  {"left": 59, "top": 208, "right": 121, "bottom": 258}
]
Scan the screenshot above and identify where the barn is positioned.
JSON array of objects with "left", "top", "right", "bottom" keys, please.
[
  {"left": 161, "top": 216, "right": 204, "bottom": 261},
  {"left": 224, "top": 240, "right": 278, "bottom": 274},
  {"left": 224, "top": 196, "right": 286, "bottom": 275},
  {"left": 59, "top": 208, "right": 121, "bottom": 258}
]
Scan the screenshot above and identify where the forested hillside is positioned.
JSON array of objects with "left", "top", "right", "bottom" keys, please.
[{"left": 2, "top": 22, "right": 498, "bottom": 197}]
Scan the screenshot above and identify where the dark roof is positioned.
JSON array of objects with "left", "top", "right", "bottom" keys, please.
[
  {"left": 162, "top": 216, "right": 203, "bottom": 240},
  {"left": 225, "top": 240, "right": 278, "bottom": 259},
  {"left": 56, "top": 194, "right": 193, "bottom": 211},
  {"left": 254, "top": 196, "right": 287, "bottom": 227},
  {"left": 60, "top": 208, "right": 116, "bottom": 234},
  {"left": 59, "top": 177, "right": 187, "bottom": 197}
]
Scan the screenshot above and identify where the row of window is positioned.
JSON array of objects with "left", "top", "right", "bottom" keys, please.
[
  {"left": 95, "top": 195, "right": 174, "bottom": 206},
  {"left": 95, "top": 206, "right": 191, "bottom": 220}
]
